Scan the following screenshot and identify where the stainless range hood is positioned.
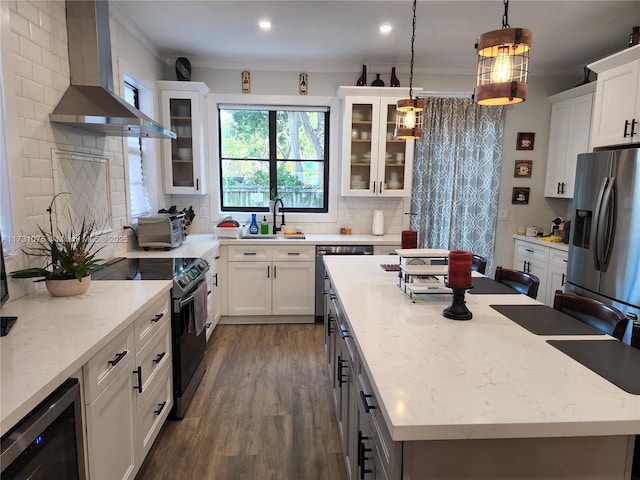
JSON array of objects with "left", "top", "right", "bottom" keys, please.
[{"left": 50, "top": 1, "right": 175, "bottom": 139}]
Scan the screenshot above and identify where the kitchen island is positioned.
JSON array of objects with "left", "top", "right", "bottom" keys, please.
[{"left": 323, "top": 255, "right": 639, "bottom": 479}]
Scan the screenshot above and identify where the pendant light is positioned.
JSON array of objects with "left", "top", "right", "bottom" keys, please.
[
  {"left": 474, "top": 0, "right": 531, "bottom": 106},
  {"left": 394, "top": 0, "right": 424, "bottom": 139}
]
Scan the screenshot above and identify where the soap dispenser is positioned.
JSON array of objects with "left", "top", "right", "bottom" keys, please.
[
  {"left": 249, "top": 214, "right": 259, "bottom": 234},
  {"left": 261, "top": 216, "right": 269, "bottom": 235}
]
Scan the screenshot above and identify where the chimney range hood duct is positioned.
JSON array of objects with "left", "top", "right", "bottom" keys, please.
[{"left": 50, "top": 1, "right": 175, "bottom": 139}]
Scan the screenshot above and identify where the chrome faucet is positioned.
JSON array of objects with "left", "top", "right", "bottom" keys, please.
[{"left": 272, "top": 198, "right": 285, "bottom": 234}]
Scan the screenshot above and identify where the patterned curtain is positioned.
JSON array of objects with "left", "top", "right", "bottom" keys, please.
[{"left": 410, "top": 97, "right": 505, "bottom": 274}]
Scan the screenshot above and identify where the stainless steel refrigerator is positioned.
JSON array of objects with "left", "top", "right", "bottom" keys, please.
[{"left": 566, "top": 148, "right": 640, "bottom": 339}]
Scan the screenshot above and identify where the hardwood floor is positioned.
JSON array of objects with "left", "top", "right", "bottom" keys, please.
[{"left": 136, "top": 323, "right": 347, "bottom": 480}]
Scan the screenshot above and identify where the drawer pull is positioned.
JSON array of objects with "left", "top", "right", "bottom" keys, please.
[
  {"left": 360, "top": 391, "right": 376, "bottom": 413},
  {"left": 152, "top": 352, "right": 166, "bottom": 364},
  {"left": 287, "top": 252, "right": 301, "bottom": 255},
  {"left": 107, "top": 351, "right": 128, "bottom": 367},
  {"left": 243, "top": 252, "right": 257, "bottom": 256},
  {"left": 214, "top": 255, "right": 220, "bottom": 260},
  {"left": 154, "top": 401, "right": 167, "bottom": 416},
  {"left": 134, "top": 366, "right": 143, "bottom": 393},
  {"left": 525, "top": 248, "right": 534, "bottom": 253},
  {"left": 151, "top": 313, "right": 164, "bottom": 323}
]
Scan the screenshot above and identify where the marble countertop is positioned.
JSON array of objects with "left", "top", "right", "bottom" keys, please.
[
  {"left": 323, "top": 255, "right": 640, "bottom": 442},
  {"left": 216, "top": 233, "right": 401, "bottom": 245},
  {"left": 0, "top": 280, "right": 172, "bottom": 435},
  {"left": 513, "top": 234, "right": 570, "bottom": 252}
]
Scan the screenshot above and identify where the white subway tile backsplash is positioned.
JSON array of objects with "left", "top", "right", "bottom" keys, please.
[
  {"left": 23, "top": 176, "right": 44, "bottom": 196},
  {"left": 9, "top": 10, "right": 30, "bottom": 39},
  {"left": 41, "top": 49, "right": 61, "bottom": 74},
  {"left": 49, "top": 34, "right": 67, "bottom": 60},
  {"left": 41, "top": 177, "right": 54, "bottom": 196},
  {"left": 11, "top": 53, "right": 33, "bottom": 79},
  {"left": 16, "top": 96, "right": 36, "bottom": 119},
  {"left": 20, "top": 138, "right": 39, "bottom": 158},
  {"left": 48, "top": 1, "right": 65, "bottom": 24},
  {"left": 28, "top": 157, "right": 52, "bottom": 178},
  {"left": 32, "top": 63, "right": 54, "bottom": 88},
  {"left": 18, "top": 35, "right": 42, "bottom": 64},
  {"left": 28, "top": 22, "right": 50, "bottom": 50},
  {"left": 21, "top": 77, "right": 45, "bottom": 103},
  {"left": 33, "top": 101, "right": 51, "bottom": 122}
]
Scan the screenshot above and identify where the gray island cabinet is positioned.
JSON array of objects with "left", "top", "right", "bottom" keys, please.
[{"left": 323, "top": 255, "right": 639, "bottom": 479}]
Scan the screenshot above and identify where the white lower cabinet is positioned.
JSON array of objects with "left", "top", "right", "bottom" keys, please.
[
  {"left": 204, "top": 245, "right": 222, "bottom": 341},
  {"left": 513, "top": 237, "right": 568, "bottom": 307},
  {"left": 227, "top": 245, "right": 315, "bottom": 317},
  {"left": 84, "top": 296, "right": 172, "bottom": 480}
]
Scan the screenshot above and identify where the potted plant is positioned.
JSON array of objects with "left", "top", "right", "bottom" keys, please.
[{"left": 10, "top": 194, "right": 105, "bottom": 297}]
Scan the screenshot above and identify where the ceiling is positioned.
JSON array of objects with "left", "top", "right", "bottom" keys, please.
[{"left": 113, "top": 1, "right": 640, "bottom": 77}]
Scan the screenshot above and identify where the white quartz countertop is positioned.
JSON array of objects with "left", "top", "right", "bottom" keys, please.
[
  {"left": 324, "top": 255, "right": 640, "bottom": 442},
  {"left": 124, "top": 233, "right": 220, "bottom": 258},
  {"left": 513, "top": 234, "right": 569, "bottom": 252},
  {"left": 0, "top": 280, "right": 172, "bottom": 435},
  {"left": 217, "top": 233, "right": 401, "bottom": 245}
]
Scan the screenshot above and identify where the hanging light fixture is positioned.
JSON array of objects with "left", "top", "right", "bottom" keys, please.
[
  {"left": 474, "top": 0, "right": 531, "bottom": 106},
  {"left": 394, "top": 0, "right": 424, "bottom": 139}
]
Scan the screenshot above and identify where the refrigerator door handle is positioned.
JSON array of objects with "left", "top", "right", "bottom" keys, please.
[
  {"left": 592, "top": 176, "right": 609, "bottom": 271},
  {"left": 600, "top": 177, "right": 617, "bottom": 272}
]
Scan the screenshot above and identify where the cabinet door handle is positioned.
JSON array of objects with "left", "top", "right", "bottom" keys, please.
[
  {"left": 523, "top": 260, "right": 527, "bottom": 272},
  {"left": 133, "top": 366, "right": 143, "bottom": 393},
  {"left": 359, "top": 390, "right": 376, "bottom": 412},
  {"left": 267, "top": 265, "right": 270, "bottom": 278},
  {"left": 624, "top": 119, "right": 631, "bottom": 138},
  {"left": 379, "top": 182, "right": 382, "bottom": 194},
  {"left": 337, "top": 356, "right": 347, "bottom": 386},
  {"left": 206, "top": 322, "right": 212, "bottom": 329},
  {"left": 557, "top": 182, "right": 561, "bottom": 195},
  {"left": 107, "top": 351, "right": 128, "bottom": 367},
  {"left": 152, "top": 352, "right": 166, "bottom": 364},
  {"left": 214, "top": 255, "right": 220, "bottom": 260},
  {"left": 151, "top": 313, "right": 164, "bottom": 323},
  {"left": 154, "top": 401, "right": 167, "bottom": 416},
  {"left": 372, "top": 181, "right": 376, "bottom": 193},
  {"left": 213, "top": 273, "right": 218, "bottom": 287},
  {"left": 273, "top": 265, "right": 277, "bottom": 278},
  {"left": 561, "top": 273, "right": 566, "bottom": 286},
  {"left": 339, "top": 326, "right": 350, "bottom": 339},
  {"left": 632, "top": 119, "right": 638, "bottom": 137},
  {"left": 196, "top": 178, "right": 200, "bottom": 191}
]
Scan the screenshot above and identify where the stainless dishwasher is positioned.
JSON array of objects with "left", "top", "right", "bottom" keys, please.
[{"left": 315, "top": 245, "right": 373, "bottom": 321}]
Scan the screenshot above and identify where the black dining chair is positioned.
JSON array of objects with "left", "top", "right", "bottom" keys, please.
[
  {"left": 471, "top": 254, "right": 487, "bottom": 275},
  {"left": 552, "top": 290, "right": 629, "bottom": 341},
  {"left": 631, "top": 322, "right": 640, "bottom": 349},
  {"left": 494, "top": 266, "right": 540, "bottom": 299}
]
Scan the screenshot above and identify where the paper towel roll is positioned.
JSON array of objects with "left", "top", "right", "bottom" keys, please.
[{"left": 372, "top": 209, "right": 384, "bottom": 235}]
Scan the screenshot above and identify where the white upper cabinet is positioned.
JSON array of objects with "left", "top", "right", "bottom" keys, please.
[
  {"left": 338, "top": 86, "right": 419, "bottom": 197},
  {"left": 544, "top": 83, "right": 595, "bottom": 198},
  {"left": 157, "top": 81, "right": 210, "bottom": 195},
  {"left": 589, "top": 45, "right": 640, "bottom": 149}
]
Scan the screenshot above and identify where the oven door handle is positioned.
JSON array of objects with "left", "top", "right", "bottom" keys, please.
[{"left": 179, "top": 294, "right": 195, "bottom": 309}]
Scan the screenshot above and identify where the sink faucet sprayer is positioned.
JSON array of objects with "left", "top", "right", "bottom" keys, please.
[{"left": 272, "top": 198, "right": 286, "bottom": 234}]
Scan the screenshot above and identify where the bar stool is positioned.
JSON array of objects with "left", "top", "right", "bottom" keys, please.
[
  {"left": 471, "top": 254, "right": 487, "bottom": 275},
  {"left": 494, "top": 266, "right": 540, "bottom": 299},
  {"left": 552, "top": 290, "right": 629, "bottom": 341}
]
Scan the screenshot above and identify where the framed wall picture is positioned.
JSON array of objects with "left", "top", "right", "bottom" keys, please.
[
  {"left": 514, "top": 160, "right": 533, "bottom": 178},
  {"left": 516, "top": 132, "right": 535, "bottom": 150},
  {"left": 512, "top": 187, "right": 530, "bottom": 205}
]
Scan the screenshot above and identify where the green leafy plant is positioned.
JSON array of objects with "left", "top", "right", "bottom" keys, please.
[{"left": 10, "top": 194, "right": 105, "bottom": 282}]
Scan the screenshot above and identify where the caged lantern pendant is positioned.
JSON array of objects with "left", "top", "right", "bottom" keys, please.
[
  {"left": 394, "top": 0, "right": 424, "bottom": 140},
  {"left": 474, "top": 0, "right": 531, "bottom": 106}
]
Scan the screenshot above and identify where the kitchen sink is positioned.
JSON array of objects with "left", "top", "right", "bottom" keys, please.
[{"left": 239, "top": 234, "right": 306, "bottom": 240}]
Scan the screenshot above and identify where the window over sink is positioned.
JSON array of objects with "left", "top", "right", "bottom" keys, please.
[{"left": 218, "top": 106, "right": 329, "bottom": 213}]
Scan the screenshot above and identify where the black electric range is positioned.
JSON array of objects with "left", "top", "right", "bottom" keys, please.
[{"left": 93, "top": 257, "right": 209, "bottom": 298}]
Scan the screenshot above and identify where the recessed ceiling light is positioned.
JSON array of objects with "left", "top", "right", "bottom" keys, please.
[
  {"left": 259, "top": 20, "right": 272, "bottom": 30},
  {"left": 380, "top": 24, "right": 392, "bottom": 34}
]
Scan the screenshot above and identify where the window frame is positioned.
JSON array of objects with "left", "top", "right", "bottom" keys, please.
[
  {"left": 218, "top": 106, "right": 330, "bottom": 214},
  {"left": 209, "top": 94, "right": 339, "bottom": 225}
]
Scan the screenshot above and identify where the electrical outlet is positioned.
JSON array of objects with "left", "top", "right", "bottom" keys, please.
[{"left": 498, "top": 209, "right": 509, "bottom": 220}]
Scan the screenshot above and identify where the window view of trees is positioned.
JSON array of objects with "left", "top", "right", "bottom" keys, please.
[{"left": 219, "top": 108, "right": 328, "bottom": 212}]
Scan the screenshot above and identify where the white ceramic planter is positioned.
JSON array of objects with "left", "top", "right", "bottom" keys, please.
[{"left": 45, "top": 276, "right": 91, "bottom": 297}]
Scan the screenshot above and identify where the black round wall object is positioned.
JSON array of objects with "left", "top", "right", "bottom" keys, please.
[{"left": 175, "top": 57, "right": 192, "bottom": 81}]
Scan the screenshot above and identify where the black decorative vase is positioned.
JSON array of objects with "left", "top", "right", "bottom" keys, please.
[
  {"left": 371, "top": 74, "right": 385, "bottom": 87},
  {"left": 356, "top": 65, "right": 367, "bottom": 86},
  {"left": 175, "top": 57, "right": 191, "bottom": 81},
  {"left": 390, "top": 67, "right": 400, "bottom": 87}
]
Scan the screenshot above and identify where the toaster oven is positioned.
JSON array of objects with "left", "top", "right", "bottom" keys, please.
[{"left": 137, "top": 213, "right": 186, "bottom": 250}]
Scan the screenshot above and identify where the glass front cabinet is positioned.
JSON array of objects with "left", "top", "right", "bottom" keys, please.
[
  {"left": 338, "top": 86, "right": 419, "bottom": 197},
  {"left": 158, "top": 81, "right": 210, "bottom": 195}
]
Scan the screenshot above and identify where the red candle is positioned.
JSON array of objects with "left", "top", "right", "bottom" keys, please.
[{"left": 448, "top": 250, "right": 472, "bottom": 287}]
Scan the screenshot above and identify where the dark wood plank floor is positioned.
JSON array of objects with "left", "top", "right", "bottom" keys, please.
[{"left": 136, "top": 323, "right": 347, "bottom": 480}]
